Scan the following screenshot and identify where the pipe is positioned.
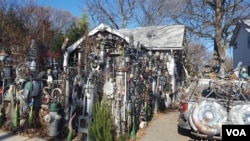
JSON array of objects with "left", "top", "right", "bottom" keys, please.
[
  {"left": 152, "top": 77, "right": 157, "bottom": 114},
  {"left": 13, "top": 102, "right": 19, "bottom": 127},
  {"left": 28, "top": 98, "right": 34, "bottom": 126},
  {"left": 77, "top": 49, "right": 82, "bottom": 75},
  {"left": 124, "top": 69, "right": 127, "bottom": 127},
  {"left": 63, "top": 52, "right": 69, "bottom": 73},
  {"left": 67, "top": 112, "right": 77, "bottom": 141}
]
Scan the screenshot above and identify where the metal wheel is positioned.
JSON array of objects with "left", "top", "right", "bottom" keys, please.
[{"left": 16, "top": 62, "right": 29, "bottom": 79}]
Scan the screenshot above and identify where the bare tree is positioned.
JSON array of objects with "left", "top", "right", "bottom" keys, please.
[
  {"left": 135, "top": 0, "right": 183, "bottom": 26},
  {"left": 17, "top": 1, "right": 76, "bottom": 46},
  {"left": 171, "top": 0, "right": 250, "bottom": 77},
  {"left": 224, "top": 56, "right": 233, "bottom": 72},
  {"left": 185, "top": 42, "right": 212, "bottom": 77},
  {"left": 84, "top": 0, "right": 183, "bottom": 28},
  {"left": 85, "top": 0, "right": 137, "bottom": 29},
  {"left": 0, "top": 0, "right": 77, "bottom": 68},
  {"left": 16, "top": 1, "right": 77, "bottom": 68},
  {"left": 0, "top": 0, "right": 25, "bottom": 50},
  {"left": 83, "top": 0, "right": 250, "bottom": 77}
]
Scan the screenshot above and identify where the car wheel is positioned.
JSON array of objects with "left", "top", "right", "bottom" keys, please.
[{"left": 189, "top": 99, "right": 227, "bottom": 136}]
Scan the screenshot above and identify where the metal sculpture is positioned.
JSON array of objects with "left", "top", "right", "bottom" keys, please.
[{"left": 0, "top": 24, "right": 183, "bottom": 141}]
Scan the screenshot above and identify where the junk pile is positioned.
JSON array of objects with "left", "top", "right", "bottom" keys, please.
[
  {"left": 178, "top": 61, "right": 250, "bottom": 140},
  {"left": 0, "top": 24, "right": 184, "bottom": 140}
]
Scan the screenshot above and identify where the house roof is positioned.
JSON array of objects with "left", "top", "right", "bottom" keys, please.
[
  {"left": 88, "top": 23, "right": 130, "bottom": 42},
  {"left": 230, "top": 19, "right": 250, "bottom": 46},
  {"left": 67, "top": 23, "right": 185, "bottom": 52},
  {"left": 119, "top": 24, "right": 185, "bottom": 50}
]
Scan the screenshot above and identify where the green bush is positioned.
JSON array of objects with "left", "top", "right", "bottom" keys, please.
[{"left": 89, "top": 96, "right": 115, "bottom": 141}]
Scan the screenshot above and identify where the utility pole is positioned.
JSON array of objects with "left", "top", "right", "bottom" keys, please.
[{"left": 43, "top": 19, "right": 45, "bottom": 45}]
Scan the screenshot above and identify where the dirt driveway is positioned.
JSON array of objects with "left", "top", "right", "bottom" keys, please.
[{"left": 136, "top": 109, "right": 192, "bottom": 141}]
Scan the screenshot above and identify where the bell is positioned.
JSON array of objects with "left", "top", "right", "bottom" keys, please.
[{"left": 30, "top": 60, "right": 37, "bottom": 72}]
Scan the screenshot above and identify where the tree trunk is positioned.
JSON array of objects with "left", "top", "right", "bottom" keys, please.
[{"left": 213, "top": 0, "right": 226, "bottom": 77}]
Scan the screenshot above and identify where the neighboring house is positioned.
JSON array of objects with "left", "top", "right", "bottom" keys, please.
[
  {"left": 67, "top": 23, "right": 186, "bottom": 92},
  {"left": 230, "top": 19, "right": 250, "bottom": 73}
]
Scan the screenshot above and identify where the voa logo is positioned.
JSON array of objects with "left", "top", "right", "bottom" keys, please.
[{"left": 226, "top": 129, "right": 246, "bottom": 136}]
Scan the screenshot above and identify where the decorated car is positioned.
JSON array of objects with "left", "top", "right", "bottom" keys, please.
[{"left": 177, "top": 65, "right": 250, "bottom": 140}]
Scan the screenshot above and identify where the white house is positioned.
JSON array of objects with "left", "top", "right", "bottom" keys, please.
[
  {"left": 230, "top": 19, "right": 250, "bottom": 73},
  {"left": 67, "top": 23, "right": 186, "bottom": 93},
  {"left": 118, "top": 24, "right": 186, "bottom": 93}
]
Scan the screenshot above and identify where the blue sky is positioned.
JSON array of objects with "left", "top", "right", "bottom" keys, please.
[{"left": 36, "top": 0, "right": 84, "bottom": 18}]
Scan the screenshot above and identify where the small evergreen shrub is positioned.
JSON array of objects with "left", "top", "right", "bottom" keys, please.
[{"left": 89, "top": 96, "right": 116, "bottom": 141}]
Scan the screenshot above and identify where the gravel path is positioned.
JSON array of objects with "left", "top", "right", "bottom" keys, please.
[{"left": 137, "top": 109, "right": 192, "bottom": 141}]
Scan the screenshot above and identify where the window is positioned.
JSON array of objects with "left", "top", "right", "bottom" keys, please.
[{"left": 234, "top": 42, "right": 237, "bottom": 49}]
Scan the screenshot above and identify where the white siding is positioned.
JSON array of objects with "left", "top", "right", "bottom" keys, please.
[{"left": 233, "top": 26, "right": 250, "bottom": 67}]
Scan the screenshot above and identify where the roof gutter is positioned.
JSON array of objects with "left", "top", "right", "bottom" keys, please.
[{"left": 144, "top": 47, "right": 184, "bottom": 50}]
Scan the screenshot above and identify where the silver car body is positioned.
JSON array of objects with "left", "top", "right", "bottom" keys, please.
[{"left": 177, "top": 78, "right": 250, "bottom": 140}]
